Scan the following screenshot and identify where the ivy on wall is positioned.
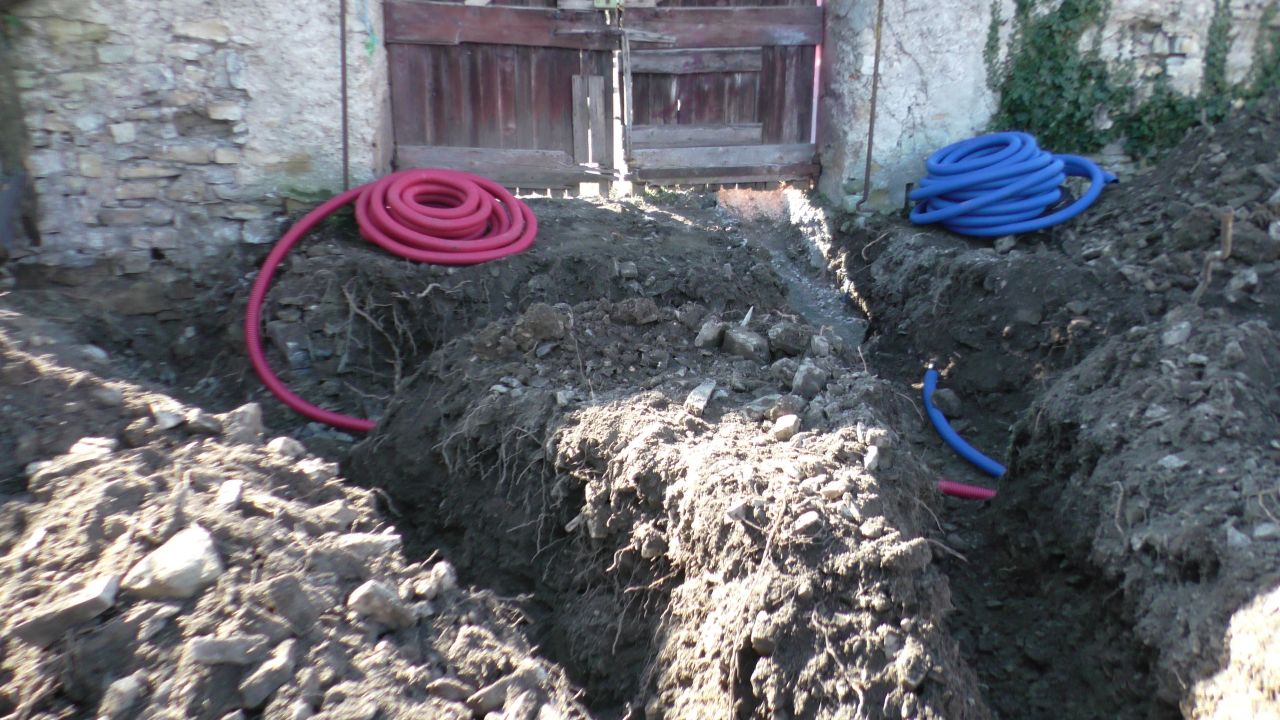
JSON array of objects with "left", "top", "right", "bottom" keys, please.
[{"left": 987, "top": 0, "right": 1280, "bottom": 159}]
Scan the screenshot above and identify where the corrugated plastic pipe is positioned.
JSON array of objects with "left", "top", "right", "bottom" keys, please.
[
  {"left": 923, "top": 367, "right": 1004, "bottom": 500},
  {"left": 244, "top": 168, "right": 538, "bottom": 433},
  {"left": 909, "top": 132, "right": 1117, "bottom": 236}
]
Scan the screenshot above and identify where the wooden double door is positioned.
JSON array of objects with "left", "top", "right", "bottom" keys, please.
[{"left": 385, "top": 0, "right": 822, "bottom": 190}]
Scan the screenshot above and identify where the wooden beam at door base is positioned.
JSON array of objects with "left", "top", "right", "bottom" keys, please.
[
  {"left": 630, "top": 143, "right": 815, "bottom": 170},
  {"left": 396, "top": 145, "right": 616, "bottom": 188},
  {"left": 633, "top": 163, "right": 820, "bottom": 185}
]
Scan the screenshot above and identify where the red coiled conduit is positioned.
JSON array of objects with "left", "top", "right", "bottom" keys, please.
[{"left": 244, "top": 168, "right": 538, "bottom": 433}]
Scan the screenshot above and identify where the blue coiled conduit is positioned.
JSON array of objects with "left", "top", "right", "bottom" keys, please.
[
  {"left": 922, "top": 368, "right": 1006, "bottom": 478},
  {"left": 908, "top": 132, "right": 1117, "bottom": 237}
]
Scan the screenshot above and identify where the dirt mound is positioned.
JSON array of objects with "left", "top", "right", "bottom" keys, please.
[
  {"left": 351, "top": 285, "right": 987, "bottom": 718},
  {"left": 0, "top": 308, "right": 590, "bottom": 719},
  {"left": 822, "top": 92, "right": 1280, "bottom": 718},
  {"left": 1007, "top": 307, "right": 1280, "bottom": 713}
]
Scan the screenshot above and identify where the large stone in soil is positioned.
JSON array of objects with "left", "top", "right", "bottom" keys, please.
[
  {"left": 122, "top": 525, "right": 224, "bottom": 599},
  {"left": 722, "top": 326, "right": 770, "bottom": 363}
]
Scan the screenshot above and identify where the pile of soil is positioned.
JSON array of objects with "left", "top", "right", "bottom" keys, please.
[
  {"left": 0, "top": 308, "right": 591, "bottom": 719},
  {"left": 823, "top": 92, "right": 1280, "bottom": 718},
  {"left": 348, "top": 264, "right": 983, "bottom": 717}
]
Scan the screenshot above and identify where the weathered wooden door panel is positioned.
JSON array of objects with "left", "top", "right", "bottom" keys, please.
[
  {"left": 386, "top": 0, "right": 615, "bottom": 188},
  {"left": 623, "top": 2, "right": 821, "bottom": 185},
  {"left": 384, "top": 0, "right": 820, "bottom": 189}
]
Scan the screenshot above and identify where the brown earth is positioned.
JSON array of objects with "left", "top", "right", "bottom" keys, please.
[{"left": 0, "top": 95, "right": 1276, "bottom": 720}]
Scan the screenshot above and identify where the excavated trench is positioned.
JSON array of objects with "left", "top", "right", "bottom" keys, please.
[
  {"left": 743, "top": 202, "right": 1175, "bottom": 720},
  {"left": 324, "top": 190, "right": 1176, "bottom": 718},
  {"left": 96, "top": 123, "right": 1265, "bottom": 717}
]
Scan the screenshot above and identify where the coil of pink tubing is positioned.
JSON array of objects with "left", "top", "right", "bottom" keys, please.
[{"left": 244, "top": 169, "right": 538, "bottom": 433}]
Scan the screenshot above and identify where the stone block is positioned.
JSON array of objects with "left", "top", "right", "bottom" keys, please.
[
  {"left": 243, "top": 220, "right": 280, "bottom": 245},
  {"left": 58, "top": 72, "right": 88, "bottom": 93},
  {"left": 158, "top": 144, "right": 212, "bottom": 164},
  {"left": 219, "top": 203, "right": 271, "bottom": 220},
  {"left": 145, "top": 206, "right": 176, "bottom": 225},
  {"left": 225, "top": 51, "right": 247, "bottom": 89},
  {"left": 130, "top": 228, "right": 180, "bottom": 250},
  {"left": 96, "top": 44, "right": 133, "bottom": 63},
  {"left": 28, "top": 151, "right": 65, "bottom": 177},
  {"left": 116, "top": 251, "right": 153, "bottom": 275},
  {"left": 109, "top": 122, "right": 136, "bottom": 144},
  {"left": 166, "top": 42, "right": 209, "bottom": 61},
  {"left": 9, "top": 575, "right": 120, "bottom": 647},
  {"left": 174, "top": 19, "right": 230, "bottom": 44},
  {"left": 99, "top": 208, "right": 145, "bottom": 225},
  {"left": 207, "top": 102, "right": 243, "bottom": 121},
  {"left": 119, "top": 164, "right": 182, "bottom": 179},
  {"left": 166, "top": 175, "right": 208, "bottom": 203},
  {"left": 45, "top": 19, "right": 110, "bottom": 43},
  {"left": 79, "top": 152, "right": 104, "bottom": 176},
  {"left": 213, "top": 148, "right": 242, "bottom": 164},
  {"left": 136, "top": 64, "right": 176, "bottom": 92},
  {"left": 74, "top": 113, "right": 106, "bottom": 133},
  {"left": 117, "top": 182, "right": 161, "bottom": 200}
]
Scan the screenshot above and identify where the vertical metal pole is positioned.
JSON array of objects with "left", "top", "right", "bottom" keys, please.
[
  {"left": 810, "top": 0, "right": 822, "bottom": 145},
  {"left": 855, "top": 0, "right": 884, "bottom": 212},
  {"left": 340, "top": 0, "right": 351, "bottom": 190}
]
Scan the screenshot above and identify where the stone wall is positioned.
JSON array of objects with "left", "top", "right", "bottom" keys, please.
[
  {"left": 7, "top": 0, "right": 389, "bottom": 271},
  {"left": 820, "top": 0, "right": 1278, "bottom": 211}
]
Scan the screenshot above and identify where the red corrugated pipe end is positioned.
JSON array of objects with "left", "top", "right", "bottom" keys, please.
[{"left": 937, "top": 479, "right": 998, "bottom": 501}]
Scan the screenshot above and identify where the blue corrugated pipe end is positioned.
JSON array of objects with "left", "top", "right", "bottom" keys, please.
[
  {"left": 908, "top": 132, "right": 1117, "bottom": 237},
  {"left": 922, "top": 368, "right": 1007, "bottom": 478}
]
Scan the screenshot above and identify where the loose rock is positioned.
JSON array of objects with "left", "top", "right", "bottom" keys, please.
[
  {"left": 239, "top": 639, "right": 298, "bottom": 708},
  {"left": 10, "top": 574, "right": 120, "bottom": 647},
  {"left": 792, "top": 510, "right": 822, "bottom": 535},
  {"left": 215, "top": 479, "right": 244, "bottom": 508},
  {"left": 771, "top": 414, "right": 801, "bottom": 441},
  {"left": 613, "top": 297, "right": 662, "bottom": 325},
  {"left": 348, "top": 580, "right": 415, "bottom": 629},
  {"left": 334, "top": 532, "right": 402, "bottom": 560},
  {"left": 723, "top": 326, "right": 770, "bottom": 364},
  {"left": 263, "top": 574, "right": 320, "bottom": 633},
  {"left": 791, "top": 362, "right": 830, "bottom": 399},
  {"left": 414, "top": 560, "right": 458, "bottom": 600},
  {"left": 693, "top": 319, "right": 726, "bottom": 349},
  {"left": 222, "top": 402, "right": 266, "bottom": 444},
  {"left": 767, "top": 322, "right": 814, "bottom": 357},
  {"left": 750, "top": 610, "right": 778, "bottom": 655},
  {"left": 930, "top": 388, "right": 963, "bottom": 417},
  {"left": 1161, "top": 321, "right": 1192, "bottom": 347},
  {"left": 98, "top": 673, "right": 146, "bottom": 720},
  {"left": 122, "top": 525, "right": 224, "bottom": 599},
  {"left": 683, "top": 380, "right": 716, "bottom": 417},
  {"left": 187, "top": 634, "right": 269, "bottom": 665},
  {"left": 265, "top": 436, "right": 307, "bottom": 459},
  {"left": 185, "top": 409, "right": 223, "bottom": 434},
  {"left": 427, "top": 677, "right": 477, "bottom": 703}
]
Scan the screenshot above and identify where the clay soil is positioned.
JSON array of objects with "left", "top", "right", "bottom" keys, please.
[{"left": 0, "top": 96, "right": 1277, "bottom": 720}]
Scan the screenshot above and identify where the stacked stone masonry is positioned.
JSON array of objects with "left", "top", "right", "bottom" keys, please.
[
  {"left": 818, "top": 0, "right": 1276, "bottom": 209},
  {"left": 8, "top": 0, "right": 389, "bottom": 271}
]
